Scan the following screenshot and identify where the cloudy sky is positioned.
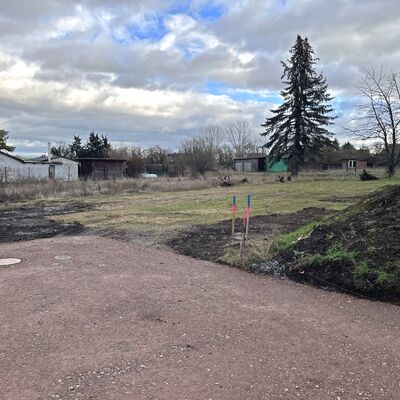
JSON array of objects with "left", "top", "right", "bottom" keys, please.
[{"left": 0, "top": 0, "right": 399, "bottom": 155}]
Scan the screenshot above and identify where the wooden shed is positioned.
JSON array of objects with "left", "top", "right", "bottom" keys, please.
[
  {"left": 234, "top": 154, "right": 267, "bottom": 172},
  {"left": 77, "top": 158, "right": 127, "bottom": 179}
]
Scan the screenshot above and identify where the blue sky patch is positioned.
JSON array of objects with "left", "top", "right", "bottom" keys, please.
[
  {"left": 196, "top": 2, "right": 225, "bottom": 20},
  {"left": 205, "top": 81, "right": 281, "bottom": 104},
  {"left": 168, "top": 0, "right": 224, "bottom": 21}
]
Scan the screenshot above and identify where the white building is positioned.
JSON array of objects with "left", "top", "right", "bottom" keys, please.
[{"left": 0, "top": 151, "right": 79, "bottom": 183}]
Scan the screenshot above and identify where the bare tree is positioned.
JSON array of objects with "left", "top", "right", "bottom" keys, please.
[
  {"left": 225, "top": 120, "right": 258, "bottom": 157},
  {"left": 201, "top": 124, "right": 224, "bottom": 153},
  {"left": 180, "top": 135, "right": 215, "bottom": 177},
  {"left": 350, "top": 68, "right": 400, "bottom": 177},
  {"left": 217, "top": 144, "right": 235, "bottom": 170}
]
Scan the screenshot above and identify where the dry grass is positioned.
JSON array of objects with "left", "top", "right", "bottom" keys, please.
[
  {"left": 0, "top": 168, "right": 389, "bottom": 204},
  {"left": 0, "top": 176, "right": 215, "bottom": 203}
]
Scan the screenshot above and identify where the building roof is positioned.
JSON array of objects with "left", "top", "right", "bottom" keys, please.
[
  {"left": 0, "top": 150, "right": 25, "bottom": 163},
  {"left": 29, "top": 155, "right": 78, "bottom": 164},
  {"left": 76, "top": 157, "right": 127, "bottom": 161},
  {"left": 234, "top": 154, "right": 267, "bottom": 161}
]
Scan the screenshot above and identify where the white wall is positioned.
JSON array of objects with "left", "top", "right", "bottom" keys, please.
[
  {"left": 0, "top": 153, "right": 79, "bottom": 182},
  {"left": 53, "top": 157, "right": 79, "bottom": 181}
]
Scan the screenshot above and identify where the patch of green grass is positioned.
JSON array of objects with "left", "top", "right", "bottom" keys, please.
[
  {"left": 275, "top": 222, "right": 318, "bottom": 252},
  {"left": 353, "top": 261, "right": 374, "bottom": 291},
  {"left": 376, "top": 271, "right": 393, "bottom": 286},
  {"left": 300, "top": 245, "right": 356, "bottom": 270},
  {"left": 354, "top": 261, "right": 371, "bottom": 276},
  {"left": 393, "top": 259, "right": 400, "bottom": 270}
]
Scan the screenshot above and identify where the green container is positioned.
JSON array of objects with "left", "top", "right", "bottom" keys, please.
[{"left": 267, "top": 160, "right": 288, "bottom": 173}]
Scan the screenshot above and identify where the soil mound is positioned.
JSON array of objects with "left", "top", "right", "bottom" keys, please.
[
  {"left": 276, "top": 185, "right": 400, "bottom": 301},
  {"left": 166, "top": 208, "right": 330, "bottom": 262}
]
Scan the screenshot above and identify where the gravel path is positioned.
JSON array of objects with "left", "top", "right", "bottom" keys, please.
[{"left": 0, "top": 235, "right": 399, "bottom": 400}]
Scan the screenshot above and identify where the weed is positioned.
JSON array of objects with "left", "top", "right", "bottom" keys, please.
[
  {"left": 376, "top": 271, "right": 394, "bottom": 287},
  {"left": 275, "top": 222, "right": 318, "bottom": 252},
  {"left": 300, "top": 245, "right": 356, "bottom": 270},
  {"left": 220, "top": 239, "right": 275, "bottom": 269}
]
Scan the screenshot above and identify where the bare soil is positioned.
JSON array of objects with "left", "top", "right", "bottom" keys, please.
[
  {"left": 0, "top": 235, "right": 399, "bottom": 400},
  {"left": 277, "top": 185, "right": 400, "bottom": 301},
  {"left": 166, "top": 208, "right": 331, "bottom": 262},
  {"left": 0, "top": 203, "right": 86, "bottom": 243}
]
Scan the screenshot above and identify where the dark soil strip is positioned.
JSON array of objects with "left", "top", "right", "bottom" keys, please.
[
  {"left": 0, "top": 203, "right": 88, "bottom": 243},
  {"left": 166, "top": 207, "right": 332, "bottom": 262}
]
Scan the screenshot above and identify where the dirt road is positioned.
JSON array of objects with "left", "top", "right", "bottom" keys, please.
[{"left": 1, "top": 235, "right": 399, "bottom": 400}]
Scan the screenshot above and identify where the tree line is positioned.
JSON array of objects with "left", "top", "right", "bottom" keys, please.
[{"left": 1, "top": 35, "right": 399, "bottom": 177}]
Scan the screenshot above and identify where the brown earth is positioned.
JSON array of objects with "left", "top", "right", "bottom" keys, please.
[
  {"left": 277, "top": 185, "right": 400, "bottom": 301},
  {"left": 1, "top": 235, "right": 400, "bottom": 400},
  {"left": 0, "top": 203, "right": 86, "bottom": 243},
  {"left": 166, "top": 208, "right": 331, "bottom": 262}
]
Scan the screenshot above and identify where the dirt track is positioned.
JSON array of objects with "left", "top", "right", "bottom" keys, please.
[{"left": 1, "top": 235, "right": 400, "bottom": 400}]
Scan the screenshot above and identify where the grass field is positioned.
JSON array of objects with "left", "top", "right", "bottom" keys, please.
[{"left": 52, "top": 177, "right": 400, "bottom": 234}]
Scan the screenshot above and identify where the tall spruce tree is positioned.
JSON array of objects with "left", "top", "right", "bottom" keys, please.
[{"left": 261, "top": 35, "right": 335, "bottom": 175}]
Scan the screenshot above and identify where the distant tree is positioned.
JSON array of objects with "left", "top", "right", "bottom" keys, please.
[
  {"left": 225, "top": 120, "right": 255, "bottom": 157},
  {"left": 181, "top": 135, "right": 215, "bottom": 176},
  {"left": 341, "top": 141, "right": 356, "bottom": 152},
  {"left": 51, "top": 142, "right": 72, "bottom": 158},
  {"left": 0, "top": 129, "right": 15, "bottom": 152},
  {"left": 201, "top": 124, "right": 224, "bottom": 154},
  {"left": 349, "top": 68, "right": 400, "bottom": 177},
  {"left": 85, "top": 131, "right": 111, "bottom": 157},
  {"left": 317, "top": 139, "right": 341, "bottom": 167},
  {"left": 108, "top": 146, "right": 143, "bottom": 159},
  {"left": 126, "top": 154, "right": 146, "bottom": 177},
  {"left": 261, "top": 35, "right": 336, "bottom": 176},
  {"left": 145, "top": 146, "right": 168, "bottom": 165},
  {"left": 217, "top": 144, "right": 235, "bottom": 170},
  {"left": 69, "top": 135, "right": 83, "bottom": 158}
]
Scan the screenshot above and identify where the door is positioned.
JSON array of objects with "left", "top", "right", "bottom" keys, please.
[{"left": 49, "top": 165, "right": 55, "bottom": 179}]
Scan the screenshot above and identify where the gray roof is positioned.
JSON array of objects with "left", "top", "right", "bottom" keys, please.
[
  {"left": 0, "top": 150, "right": 25, "bottom": 163},
  {"left": 234, "top": 154, "right": 267, "bottom": 161}
]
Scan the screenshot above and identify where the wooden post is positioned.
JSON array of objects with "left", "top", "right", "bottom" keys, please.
[
  {"left": 245, "top": 194, "right": 251, "bottom": 240},
  {"left": 231, "top": 195, "right": 237, "bottom": 237},
  {"left": 240, "top": 229, "right": 246, "bottom": 267}
]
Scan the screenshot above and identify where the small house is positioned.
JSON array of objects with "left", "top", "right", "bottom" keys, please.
[
  {"left": 77, "top": 158, "right": 127, "bottom": 179},
  {"left": 29, "top": 155, "right": 79, "bottom": 181},
  {"left": 0, "top": 151, "right": 78, "bottom": 182},
  {"left": 341, "top": 158, "right": 368, "bottom": 171}
]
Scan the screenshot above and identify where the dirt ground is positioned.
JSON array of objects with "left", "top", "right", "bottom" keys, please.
[
  {"left": 0, "top": 203, "right": 85, "bottom": 243},
  {"left": 1, "top": 235, "right": 400, "bottom": 400},
  {"left": 166, "top": 208, "right": 330, "bottom": 261}
]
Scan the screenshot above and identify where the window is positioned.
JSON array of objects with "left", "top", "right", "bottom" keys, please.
[{"left": 348, "top": 160, "right": 356, "bottom": 168}]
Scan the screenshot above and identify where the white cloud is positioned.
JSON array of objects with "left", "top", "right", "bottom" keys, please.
[{"left": 0, "top": 0, "right": 399, "bottom": 153}]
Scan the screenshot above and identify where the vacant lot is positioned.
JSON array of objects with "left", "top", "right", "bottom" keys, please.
[
  {"left": 1, "top": 177, "right": 399, "bottom": 251},
  {"left": 49, "top": 177, "right": 400, "bottom": 240},
  {"left": 1, "top": 236, "right": 400, "bottom": 400}
]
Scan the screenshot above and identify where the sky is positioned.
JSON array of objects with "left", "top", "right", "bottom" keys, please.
[{"left": 0, "top": 0, "right": 399, "bottom": 155}]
